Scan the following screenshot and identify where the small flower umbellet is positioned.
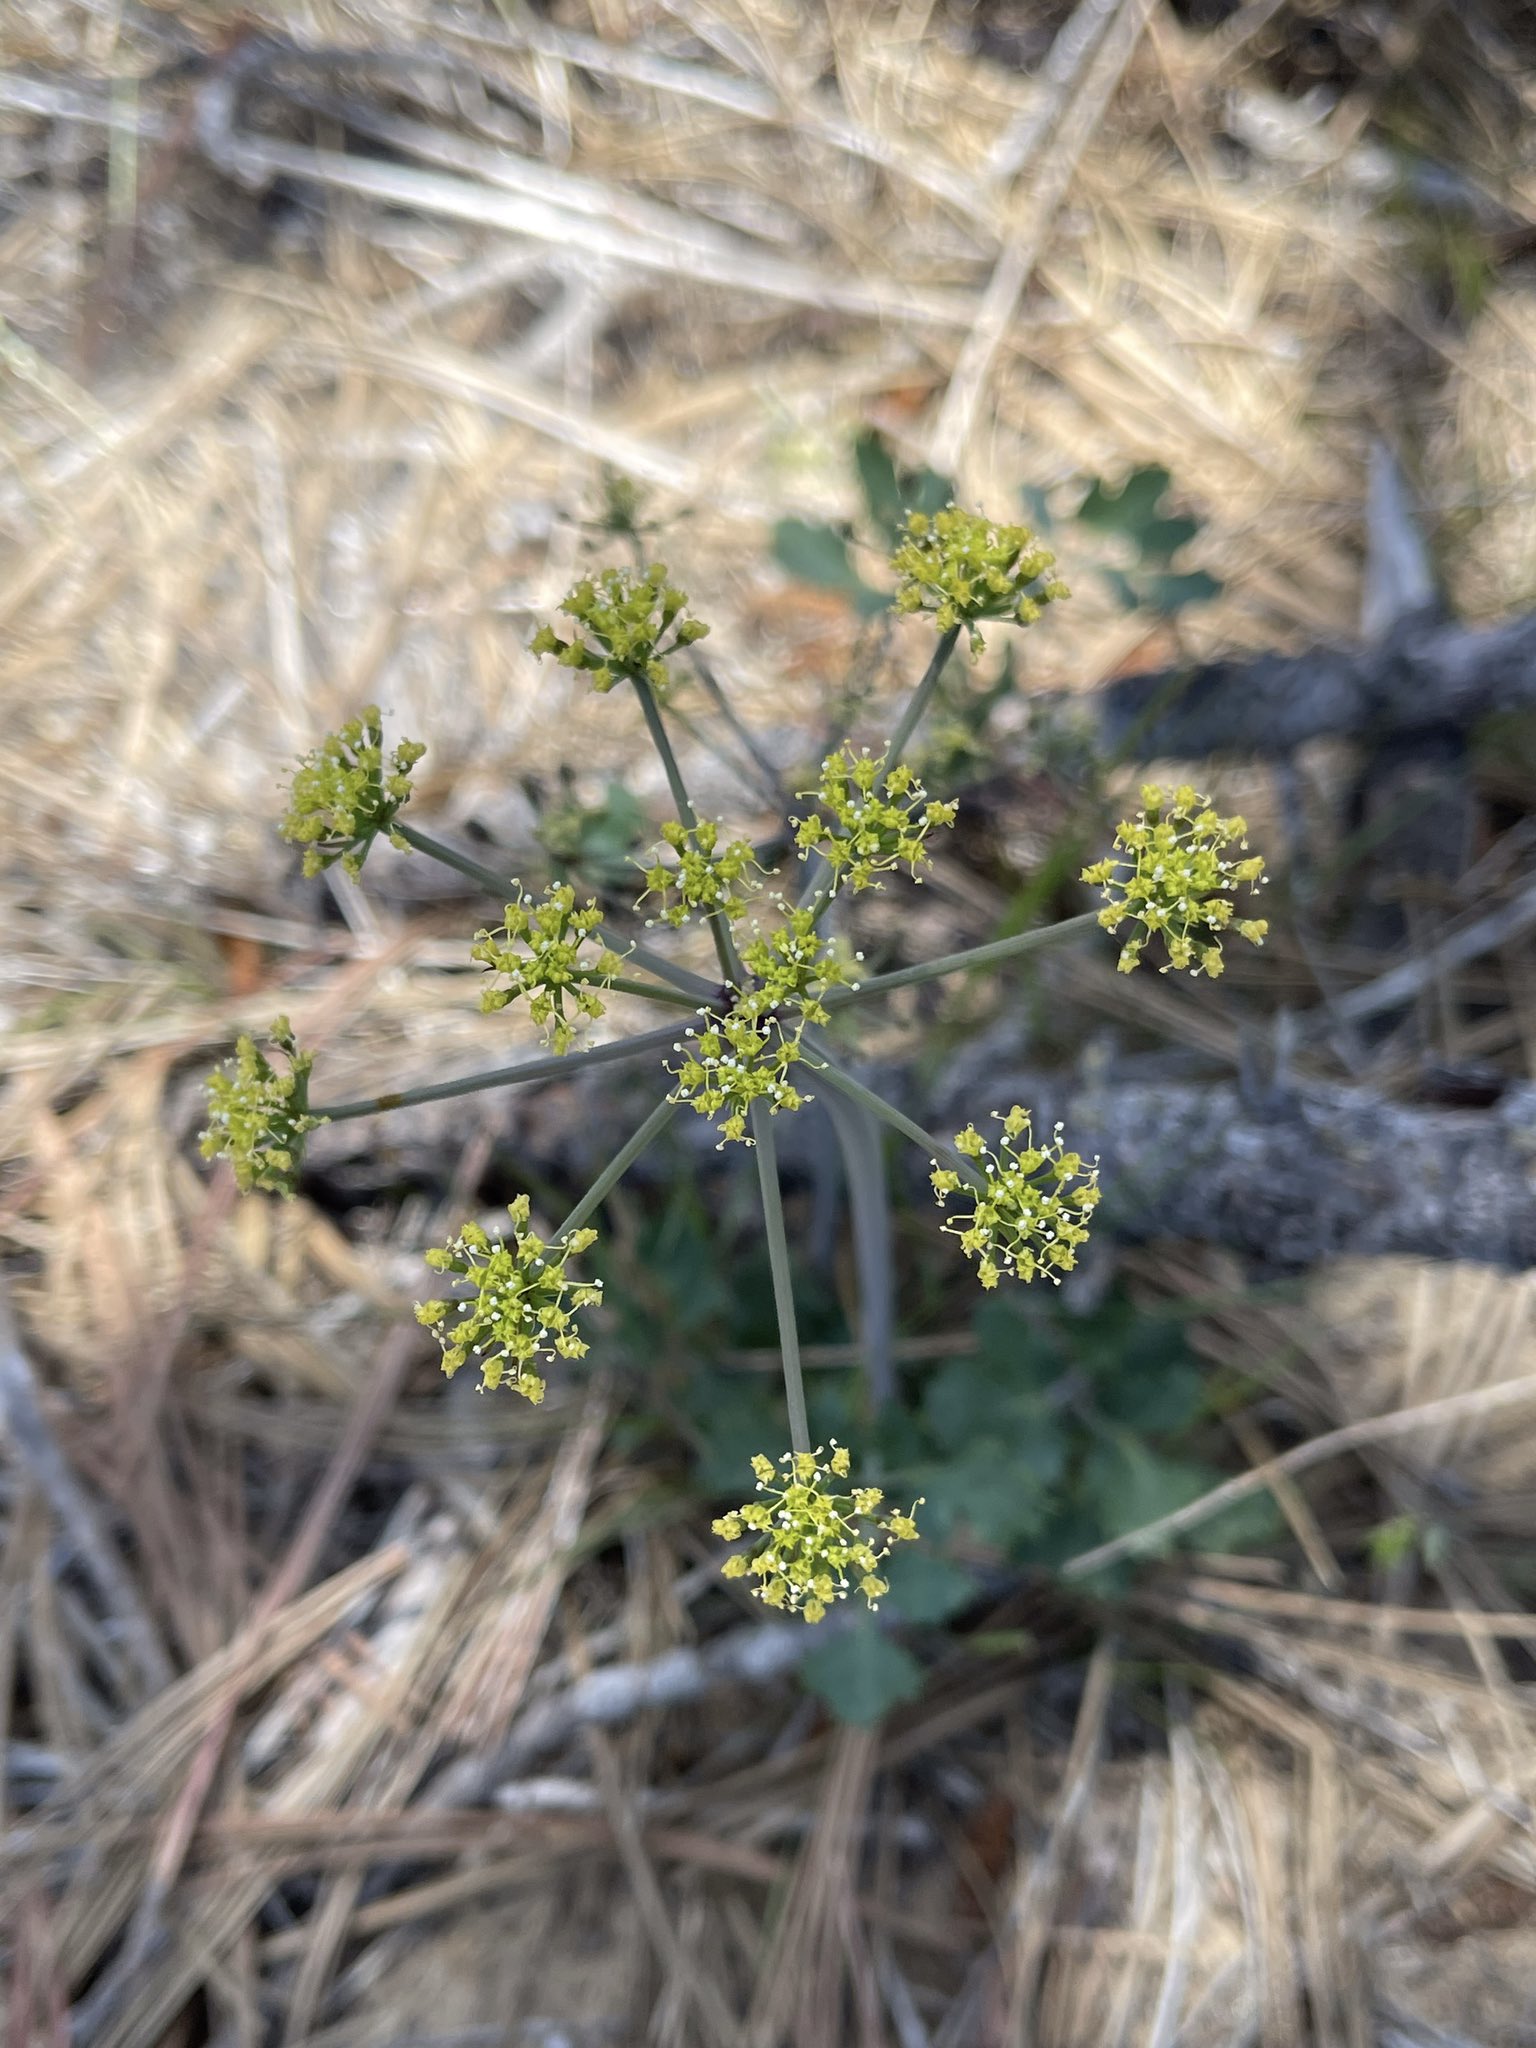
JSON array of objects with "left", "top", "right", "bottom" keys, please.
[
  {"left": 713, "top": 1444, "right": 922, "bottom": 1622},
  {"left": 280, "top": 707, "right": 425, "bottom": 879},
  {"left": 530, "top": 564, "right": 709, "bottom": 698},
  {"left": 931, "top": 1106, "right": 1101, "bottom": 1288},
  {"left": 635, "top": 817, "right": 765, "bottom": 929},
  {"left": 200, "top": 1017, "right": 325, "bottom": 1197},
  {"left": 668, "top": 1008, "right": 809, "bottom": 1147},
  {"left": 471, "top": 884, "right": 626, "bottom": 1054},
  {"left": 892, "top": 507, "right": 1068, "bottom": 654},
  {"left": 414, "top": 1195, "right": 602, "bottom": 1402},
  {"left": 793, "top": 744, "right": 958, "bottom": 893},
  {"left": 735, "top": 904, "right": 851, "bottom": 1026},
  {"left": 1081, "top": 783, "right": 1269, "bottom": 978}
]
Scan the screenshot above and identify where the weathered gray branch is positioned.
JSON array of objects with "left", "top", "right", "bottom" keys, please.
[
  {"left": 929, "top": 1063, "right": 1536, "bottom": 1272},
  {"left": 302, "top": 1043, "right": 1536, "bottom": 1273},
  {"left": 1084, "top": 609, "right": 1536, "bottom": 759}
]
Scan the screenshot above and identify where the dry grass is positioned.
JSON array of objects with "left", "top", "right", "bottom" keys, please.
[{"left": 4, "top": 1, "right": 1536, "bottom": 2042}]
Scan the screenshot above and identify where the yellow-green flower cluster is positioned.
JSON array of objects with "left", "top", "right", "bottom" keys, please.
[
  {"left": 931, "top": 1106, "right": 1101, "bottom": 1288},
  {"left": 280, "top": 707, "right": 425, "bottom": 878},
  {"left": 414, "top": 1195, "right": 601, "bottom": 1402},
  {"left": 636, "top": 817, "right": 764, "bottom": 929},
  {"left": 200, "top": 1017, "right": 324, "bottom": 1197},
  {"left": 793, "top": 744, "right": 957, "bottom": 893},
  {"left": 735, "top": 905, "right": 851, "bottom": 1025},
  {"left": 471, "top": 884, "right": 625, "bottom": 1054},
  {"left": 713, "top": 1445, "right": 922, "bottom": 1622},
  {"left": 892, "top": 507, "right": 1067, "bottom": 654},
  {"left": 530, "top": 565, "right": 708, "bottom": 698},
  {"left": 668, "top": 1009, "right": 808, "bottom": 1148},
  {"left": 668, "top": 906, "right": 851, "bottom": 1144},
  {"left": 1081, "top": 784, "right": 1268, "bottom": 978}
]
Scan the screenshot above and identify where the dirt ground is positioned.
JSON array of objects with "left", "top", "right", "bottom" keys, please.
[{"left": 5, "top": 2, "right": 1536, "bottom": 2043}]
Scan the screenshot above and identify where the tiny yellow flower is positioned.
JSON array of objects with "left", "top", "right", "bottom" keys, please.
[{"left": 531, "top": 564, "right": 708, "bottom": 700}]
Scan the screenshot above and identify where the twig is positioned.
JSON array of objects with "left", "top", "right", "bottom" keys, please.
[
  {"left": 1063, "top": 1371, "right": 1536, "bottom": 1579},
  {"left": 312, "top": 1020, "right": 685, "bottom": 1124},
  {"left": 1327, "top": 877, "right": 1536, "bottom": 1028}
]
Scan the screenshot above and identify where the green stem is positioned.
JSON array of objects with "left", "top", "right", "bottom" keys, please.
[
  {"left": 885, "top": 623, "right": 961, "bottom": 767},
  {"left": 397, "top": 821, "right": 510, "bottom": 896},
  {"left": 398, "top": 819, "right": 715, "bottom": 1001},
  {"left": 804, "top": 1046, "right": 984, "bottom": 1189},
  {"left": 593, "top": 974, "right": 702, "bottom": 1010},
  {"left": 632, "top": 674, "right": 745, "bottom": 990},
  {"left": 312, "top": 1020, "right": 682, "bottom": 1124},
  {"left": 689, "top": 652, "right": 785, "bottom": 807},
  {"left": 633, "top": 674, "right": 699, "bottom": 828},
  {"left": 824, "top": 911, "right": 1099, "bottom": 1009},
  {"left": 555, "top": 1093, "right": 680, "bottom": 1239},
  {"left": 749, "top": 1102, "right": 810, "bottom": 1458}
]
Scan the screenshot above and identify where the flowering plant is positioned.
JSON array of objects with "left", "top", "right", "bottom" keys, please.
[{"left": 202, "top": 499, "right": 1264, "bottom": 1630}]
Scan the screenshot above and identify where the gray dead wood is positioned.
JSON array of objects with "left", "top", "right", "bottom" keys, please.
[
  {"left": 927, "top": 1058, "right": 1536, "bottom": 1272},
  {"left": 1079, "top": 609, "right": 1536, "bottom": 760}
]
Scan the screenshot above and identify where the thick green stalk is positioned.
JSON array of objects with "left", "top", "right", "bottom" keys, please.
[
  {"left": 824, "top": 911, "right": 1099, "bottom": 1009},
  {"left": 749, "top": 1102, "right": 810, "bottom": 1458},
  {"left": 633, "top": 674, "right": 700, "bottom": 829},
  {"left": 556, "top": 1093, "right": 680, "bottom": 1239},
  {"left": 583, "top": 974, "right": 701, "bottom": 1010},
  {"left": 805, "top": 1047, "right": 984, "bottom": 1190},
  {"left": 631, "top": 674, "right": 745, "bottom": 990},
  {"left": 397, "top": 820, "right": 512, "bottom": 895},
  {"left": 885, "top": 622, "right": 961, "bottom": 767},
  {"left": 397, "top": 819, "right": 715, "bottom": 1001},
  {"left": 312, "top": 1020, "right": 681, "bottom": 1124}
]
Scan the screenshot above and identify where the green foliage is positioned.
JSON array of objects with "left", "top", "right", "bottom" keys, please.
[
  {"left": 1368, "top": 1512, "right": 1448, "bottom": 1570},
  {"left": 1082, "top": 783, "right": 1269, "bottom": 977},
  {"left": 770, "top": 429, "right": 951, "bottom": 612},
  {"left": 470, "top": 883, "right": 625, "bottom": 1053},
  {"left": 853, "top": 430, "right": 951, "bottom": 541},
  {"left": 536, "top": 778, "right": 649, "bottom": 881},
  {"left": 200, "top": 1016, "right": 324, "bottom": 1196},
  {"left": 792, "top": 744, "right": 958, "bottom": 892},
  {"left": 1072, "top": 465, "right": 1223, "bottom": 616},
  {"left": 880, "top": 1547, "right": 976, "bottom": 1624},
  {"left": 801, "top": 1616, "right": 924, "bottom": 1725},
  {"left": 415, "top": 1195, "right": 602, "bottom": 1403},
  {"left": 280, "top": 706, "right": 425, "bottom": 879},
  {"left": 772, "top": 518, "right": 889, "bottom": 616},
  {"left": 872, "top": 1287, "right": 1282, "bottom": 1570},
  {"left": 531, "top": 563, "right": 708, "bottom": 697}
]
